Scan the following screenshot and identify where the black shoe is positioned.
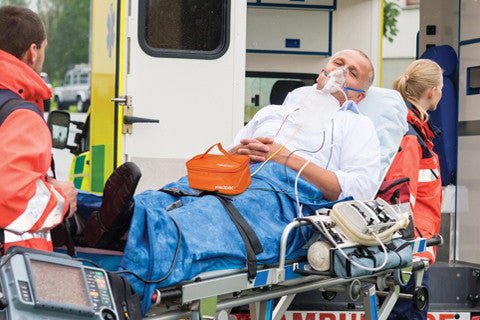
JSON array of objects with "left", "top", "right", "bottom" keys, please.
[{"left": 84, "top": 162, "right": 142, "bottom": 248}]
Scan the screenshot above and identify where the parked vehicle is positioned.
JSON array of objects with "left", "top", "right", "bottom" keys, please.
[
  {"left": 53, "top": 64, "right": 91, "bottom": 112},
  {"left": 40, "top": 72, "right": 52, "bottom": 112}
]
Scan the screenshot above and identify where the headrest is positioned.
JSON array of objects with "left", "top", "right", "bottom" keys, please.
[
  {"left": 270, "top": 80, "right": 305, "bottom": 105},
  {"left": 357, "top": 87, "right": 408, "bottom": 180},
  {"left": 420, "top": 45, "right": 457, "bottom": 77}
]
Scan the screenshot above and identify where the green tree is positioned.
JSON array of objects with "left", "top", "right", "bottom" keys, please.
[
  {"left": 0, "top": 0, "right": 29, "bottom": 5},
  {"left": 384, "top": 0, "right": 401, "bottom": 43},
  {"left": 38, "top": 0, "right": 90, "bottom": 84}
]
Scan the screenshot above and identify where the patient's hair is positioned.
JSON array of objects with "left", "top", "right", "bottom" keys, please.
[
  {"left": 0, "top": 5, "right": 46, "bottom": 59},
  {"left": 393, "top": 59, "right": 442, "bottom": 122},
  {"left": 351, "top": 49, "right": 375, "bottom": 90},
  {"left": 333, "top": 49, "right": 375, "bottom": 90}
]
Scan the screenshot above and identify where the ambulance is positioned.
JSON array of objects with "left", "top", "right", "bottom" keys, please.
[{"left": 61, "top": 0, "right": 480, "bottom": 318}]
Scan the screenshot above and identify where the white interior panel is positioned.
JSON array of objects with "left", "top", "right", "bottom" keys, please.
[
  {"left": 458, "top": 43, "right": 480, "bottom": 121},
  {"left": 460, "top": 0, "right": 480, "bottom": 42},
  {"left": 256, "top": 0, "right": 335, "bottom": 6},
  {"left": 419, "top": 0, "right": 458, "bottom": 54},
  {"left": 456, "top": 136, "right": 480, "bottom": 263},
  {"left": 247, "top": 7, "right": 330, "bottom": 53}
]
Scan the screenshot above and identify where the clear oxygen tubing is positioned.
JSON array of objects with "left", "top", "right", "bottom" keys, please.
[
  {"left": 317, "top": 217, "right": 389, "bottom": 272},
  {"left": 291, "top": 119, "right": 335, "bottom": 218}
]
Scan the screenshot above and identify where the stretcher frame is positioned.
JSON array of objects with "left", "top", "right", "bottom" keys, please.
[{"left": 145, "top": 217, "right": 430, "bottom": 320}]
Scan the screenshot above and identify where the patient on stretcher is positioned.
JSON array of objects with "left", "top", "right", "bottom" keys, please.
[{"left": 68, "top": 49, "right": 408, "bottom": 313}]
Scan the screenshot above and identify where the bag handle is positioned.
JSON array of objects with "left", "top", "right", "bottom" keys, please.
[{"left": 198, "top": 143, "right": 241, "bottom": 163}]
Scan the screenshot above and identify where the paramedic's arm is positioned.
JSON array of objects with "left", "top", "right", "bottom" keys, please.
[
  {"left": 0, "top": 110, "right": 72, "bottom": 233},
  {"left": 47, "top": 177, "right": 77, "bottom": 217},
  {"left": 237, "top": 137, "right": 341, "bottom": 200}
]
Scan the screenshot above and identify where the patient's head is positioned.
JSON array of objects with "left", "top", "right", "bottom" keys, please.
[
  {"left": 316, "top": 49, "right": 375, "bottom": 104},
  {"left": 393, "top": 59, "right": 443, "bottom": 122}
]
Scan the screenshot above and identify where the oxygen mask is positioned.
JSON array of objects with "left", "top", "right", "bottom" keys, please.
[
  {"left": 321, "top": 68, "right": 347, "bottom": 94},
  {"left": 320, "top": 68, "right": 366, "bottom": 103}
]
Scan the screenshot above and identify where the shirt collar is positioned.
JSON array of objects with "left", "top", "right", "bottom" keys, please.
[{"left": 339, "top": 100, "right": 361, "bottom": 114}]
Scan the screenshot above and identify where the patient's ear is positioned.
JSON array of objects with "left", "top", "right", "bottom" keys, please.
[{"left": 353, "top": 92, "right": 366, "bottom": 104}]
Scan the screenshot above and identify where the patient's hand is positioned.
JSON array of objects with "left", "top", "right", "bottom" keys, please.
[{"left": 237, "top": 137, "right": 289, "bottom": 163}]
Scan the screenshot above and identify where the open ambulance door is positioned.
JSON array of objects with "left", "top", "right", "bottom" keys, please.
[{"left": 116, "top": 1, "right": 246, "bottom": 192}]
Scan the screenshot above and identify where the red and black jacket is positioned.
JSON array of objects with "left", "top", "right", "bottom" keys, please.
[
  {"left": 0, "top": 49, "right": 68, "bottom": 253},
  {"left": 383, "top": 101, "right": 442, "bottom": 264}
]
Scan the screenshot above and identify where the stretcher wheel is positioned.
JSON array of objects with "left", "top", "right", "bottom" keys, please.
[
  {"left": 413, "top": 286, "right": 429, "bottom": 311},
  {"left": 322, "top": 290, "right": 337, "bottom": 301},
  {"left": 348, "top": 279, "right": 361, "bottom": 301}
]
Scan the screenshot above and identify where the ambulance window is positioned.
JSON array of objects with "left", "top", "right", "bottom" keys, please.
[
  {"left": 467, "top": 66, "right": 480, "bottom": 95},
  {"left": 245, "top": 72, "right": 316, "bottom": 123},
  {"left": 138, "top": 0, "right": 229, "bottom": 59}
]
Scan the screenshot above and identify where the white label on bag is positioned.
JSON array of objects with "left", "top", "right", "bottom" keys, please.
[
  {"left": 216, "top": 163, "right": 235, "bottom": 168},
  {"left": 215, "top": 185, "right": 235, "bottom": 190}
]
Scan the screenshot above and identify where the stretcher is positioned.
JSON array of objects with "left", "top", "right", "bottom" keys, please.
[
  {"left": 103, "top": 86, "right": 418, "bottom": 319},
  {"left": 142, "top": 212, "right": 439, "bottom": 320},
  {"left": 0, "top": 86, "right": 416, "bottom": 319}
]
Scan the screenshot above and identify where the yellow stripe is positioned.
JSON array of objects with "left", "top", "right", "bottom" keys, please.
[
  {"left": 379, "top": 0, "right": 384, "bottom": 86},
  {"left": 116, "top": 0, "right": 126, "bottom": 168}
]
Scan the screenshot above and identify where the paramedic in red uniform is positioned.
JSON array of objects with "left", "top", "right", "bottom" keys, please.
[
  {"left": 0, "top": 5, "right": 77, "bottom": 253},
  {"left": 386, "top": 59, "right": 443, "bottom": 320}
]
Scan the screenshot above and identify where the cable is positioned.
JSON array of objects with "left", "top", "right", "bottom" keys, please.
[
  {"left": 325, "top": 118, "right": 335, "bottom": 170},
  {"left": 317, "top": 219, "right": 389, "bottom": 272},
  {"left": 283, "top": 131, "right": 326, "bottom": 186},
  {"left": 274, "top": 108, "right": 298, "bottom": 138},
  {"left": 250, "top": 127, "right": 300, "bottom": 177},
  {"left": 111, "top": 212, "right": 182, "bottom": 284},
  {"left": 294, "top": 159, "right": 311, "bottom": 218},
  {"left": 75, "top": 257, "right": 102, "bottom": 268}
]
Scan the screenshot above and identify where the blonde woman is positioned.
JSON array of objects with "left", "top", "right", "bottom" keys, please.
[{"left": 386, "top": 59, "right": 443, "bottom": 320}]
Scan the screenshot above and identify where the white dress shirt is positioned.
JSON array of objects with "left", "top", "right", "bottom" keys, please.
[{"left": 232, "top": 85, "right": 381, "bottom": 200}]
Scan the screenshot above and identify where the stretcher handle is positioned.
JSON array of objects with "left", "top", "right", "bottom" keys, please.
[
  {"left": 411, "top": 259, "right": 428, "bottom": 272},
  {"left": 426, "top": 234, "right": 443, "bottom": 247}
]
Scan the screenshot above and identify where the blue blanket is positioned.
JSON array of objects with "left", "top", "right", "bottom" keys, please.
[{"left": 118, "top": 162, "right": 341, "bottom": 313}]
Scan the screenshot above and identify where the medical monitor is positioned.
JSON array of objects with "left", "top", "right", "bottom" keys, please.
[{"left": 0, "top": 247, "right": 118, "bottom": 320}]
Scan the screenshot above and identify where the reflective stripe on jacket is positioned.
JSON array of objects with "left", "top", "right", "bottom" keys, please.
[
  {"left": 0, "top": 49, "right": 68, "bottom": 253},
  {"left": 384, "top": 105, "right": 442, "bottom": 264}
]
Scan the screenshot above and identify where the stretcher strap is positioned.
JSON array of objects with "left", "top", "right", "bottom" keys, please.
[
  {"left": 159, "top": 188, "right": 264, "bottom": 280},
  {"left": 213, "top": 195, "right": 264, "bottom": 280}
]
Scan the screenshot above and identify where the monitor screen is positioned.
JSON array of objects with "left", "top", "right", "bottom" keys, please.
[{"left": 29, "top": 259, "right": 91, "bottom": 308}]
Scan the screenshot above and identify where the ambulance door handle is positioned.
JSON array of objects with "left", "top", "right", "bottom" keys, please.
[{"left": 123, "top": 115, "right": 159, "bottom": 124}]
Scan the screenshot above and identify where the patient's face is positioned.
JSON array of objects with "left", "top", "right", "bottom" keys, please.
[{"left": 316, "top": 50, "right": 372, "bottom": 104}]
